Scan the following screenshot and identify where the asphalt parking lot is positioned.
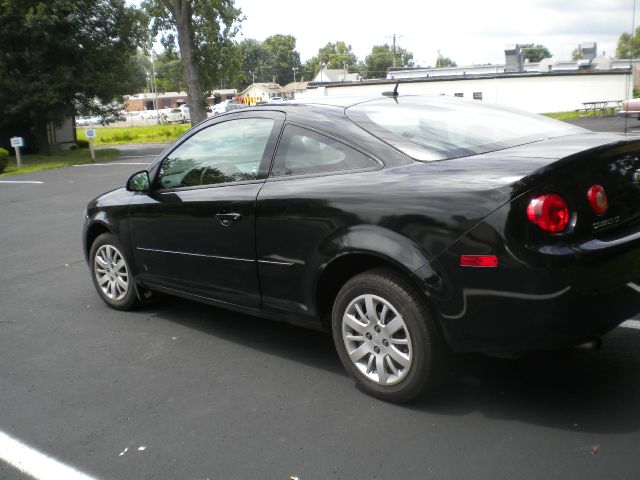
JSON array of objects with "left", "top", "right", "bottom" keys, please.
[
  {"left": 565, "top": 114, "right": 640, "bottom": 133},
  {"left": 2, "top": 123, "right": 640, "bottom": 479}
]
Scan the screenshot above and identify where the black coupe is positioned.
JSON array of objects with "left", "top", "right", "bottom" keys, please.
[{"left": 83, "top": 94, "right": 640, "bottom": 402}]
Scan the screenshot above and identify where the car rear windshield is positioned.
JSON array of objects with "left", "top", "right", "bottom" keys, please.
[{"left": 346, "top": 96, "right": 586, "bottom": 161}]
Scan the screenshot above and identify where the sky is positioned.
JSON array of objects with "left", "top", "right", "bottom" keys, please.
[{"left": 231, "top": 0, "right": 637, "bottom": 66}]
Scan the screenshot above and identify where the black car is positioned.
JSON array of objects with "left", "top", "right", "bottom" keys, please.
[{"left": 83, "top": 95, "right": 640, "bottom": 402}]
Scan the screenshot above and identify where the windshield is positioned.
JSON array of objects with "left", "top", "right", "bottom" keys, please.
[{"left": 346, "top": 96, "right": 586, "bottom": 161}]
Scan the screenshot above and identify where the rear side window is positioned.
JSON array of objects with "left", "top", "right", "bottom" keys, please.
[
  {"left": 270, "top": 125, "right": 376, "bottom": 177},
  {"left": 347, "top": 96, "right": 585, "bottom": 161}
]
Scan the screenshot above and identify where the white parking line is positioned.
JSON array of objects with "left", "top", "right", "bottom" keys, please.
[
  {"left": 0, "top": 430, "right": 99, "bottom": 480},
  {"left": 0, "top": 180, "right": 43, "bottom": 184},
  {"left": 72, "top": 162, "right": 148, "bottom": 167},
  {"left": 621, "top": 319, "right": 640, "bottom": 330}
]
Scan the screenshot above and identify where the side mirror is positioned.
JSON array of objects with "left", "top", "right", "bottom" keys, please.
[{"left": 126, "top": 170, "right": 150, "bottom": 192}]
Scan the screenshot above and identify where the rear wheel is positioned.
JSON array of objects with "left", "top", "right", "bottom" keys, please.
[
  {"left": 89, "top": 233, "right": 139, "bottom": 310},
  {"left": 332, "top": 268, "right": 445, "bottom": 402}
]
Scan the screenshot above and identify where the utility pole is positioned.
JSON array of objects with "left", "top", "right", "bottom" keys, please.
[
  {"left": 292, "top": 67, "right": 298, "bottom": 83},
  {"left": 392, "top": 33, "right": 397, "bottom": 68},
  {"left": 150, "top": 54, "right": 160, "bottom": 125}
]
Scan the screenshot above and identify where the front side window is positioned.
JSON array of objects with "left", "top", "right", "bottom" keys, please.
[
  {"left": 157, "top": 118, "right": 274, "bottom": 189},
  {"left": 270, "top": 125, "right": 376, "bottom": 177}
]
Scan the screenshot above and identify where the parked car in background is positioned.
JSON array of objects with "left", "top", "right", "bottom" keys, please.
[
  {"left": 178, "top": 105, "right": 190, "bottom": 123},
  {"left": 76, "top": 116, "right": 100, "bottom": 126},
  {"left": 224, "top": 99, "right": 248, "bottom": 113},
  {"left": 83, "top": 94, "right": 640, "bottom": 402},
  {"left": 139, "top": 109, "right": 159, "bottom": 120},
  {"left": 212, "top": 100, "right": 231, "bottom": 116},
  {"left": 162, "top": 107, "right": 190, "bottom": 124},
  {"left": 76, "top": 113, "right": 124, "bottom": 126},
  {"left": 619, "top": 98, "right": 640, "bottom": 119}
]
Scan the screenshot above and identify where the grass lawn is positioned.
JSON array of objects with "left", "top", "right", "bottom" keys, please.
[
  {"left": 0, "top": 148, "right": 120, "bottom": 176},
  {"left": 77, "top": 124, "right": 190, "bottom": 145},
  {"left": 543, "top": 111, "right": 580, "bottom": 120}
]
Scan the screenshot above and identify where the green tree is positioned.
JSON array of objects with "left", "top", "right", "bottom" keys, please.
[
  {"left": 616, "top": 27, "right": 640, "bottom": 59},
  {"left": 572, "top": 46, "right": 584, "bottom": 60},
  {"left": 236, "top": 36, "right": 301, "bottom": 88},
  {"left": 153, "top": 48, "right": 186, "bottom": 92},
  {"left": 143, "top": 0, "right": 244, "bottom": 125},
  {"left": 520, "top": 43, "right": 552, "bottom": 62},
  {"left": 435, "top": 53, "right": 457, "bottom": 68},
  {"left": 131, "top": 49, "right": 153, "bottom": 92},
  {"left": 301, "top": 41, "right": 359, "bottom": 80},
  {"left": 238, "top": 38, "right": 270, "bottom": 87},
  {"left": 0, "top": 0, "right": 146, "bottom": 153},
  {"left": 262, "top": 35, "right": 301, "bottom": 85},
  {"left": 364, "top": 44, "right": 414, "bottom": 79}
]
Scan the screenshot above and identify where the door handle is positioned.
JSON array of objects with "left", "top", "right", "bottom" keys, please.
[{"left": 216, "top": 212, "right": 241, "bottom": 226}]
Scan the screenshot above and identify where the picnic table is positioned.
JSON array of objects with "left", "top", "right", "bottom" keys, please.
[{"left": 577, "top": 100, "right": 622, "bottom": 117}]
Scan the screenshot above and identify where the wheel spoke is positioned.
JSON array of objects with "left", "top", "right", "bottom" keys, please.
[
  {"left": 354, "top": 303, "right": 367, "bottom": 323},
  {"left": 379, "top": 304, "right": 389, "bottom": 324},
  {"left": 98, "top": 274, "right": 110, "bottom": 286},
  {"left": 344, "top": 313, "right": 367, "bottom": 334},
  {"left": 345, "top": 334, "right": 364, "bottom": 342},
  {"left": 390, "top": 337, "right": 409, "bottom": 346},
  {"left": 376, "top": 355, "right": 388, "bottom": 384},
  {"left": 388, "top": 346, "right": 410, "bottom": 368},
  {"left": 364, "top": 295, "right": 378, "bottom": 323},
  {"left": 349, "top": 343, "right": 371, "bottom": 363},
  {"left": 385, "top": 355, "right": 400, "bottom": 376},
  {"left": 366, "top": 354, "right": 375, "bottom": 373},
  {"left": 115, "top": 276, "right": 128, "bottom": 291},
  {"left": 385, "top": 316, "right": 404, "bottom": 336},
  {"left": 95, "top": 255, "right": 108, "bottom": 268},
  {"left": 114, "top": 259, "right": 126, "bottom": 272}
]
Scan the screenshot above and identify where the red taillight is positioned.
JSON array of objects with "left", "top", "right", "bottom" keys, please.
[
  {"left": 587, "top": 185, "right": 608, "bottom": 215},
  {"left": 526, "top": 194, "right": 570, "bottom": 232},
  {"left": 459, "top": 255, "right": 498, "bottom": 267}
]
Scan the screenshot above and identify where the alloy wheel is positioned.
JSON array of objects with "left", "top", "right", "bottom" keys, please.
[
  {"left": 342, "top": 294, "right": 413, "bottom": 385},
  {"left": 93, "top": 244, "right": 130, "bottom": 302}
]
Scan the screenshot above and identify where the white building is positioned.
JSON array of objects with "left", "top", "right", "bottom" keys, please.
[
  {"left": 299, "top": 70, "right": 633, "bottom": 114},
  {"left": 238, "top": 83, "right": 285, "bottom": 105},
  {"left": 312, "top": 68, "right": 360, "bottom": 83}
]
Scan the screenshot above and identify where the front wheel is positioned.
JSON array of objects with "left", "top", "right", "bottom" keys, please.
[
  {"left": 332, "top": 268, "right": 445, "bottom": 402},
  {"left": 89, "top": 233, "right": 139, "bottom": 310}
]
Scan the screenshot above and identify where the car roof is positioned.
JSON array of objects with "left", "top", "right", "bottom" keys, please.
[{"left": 271, "top": 95, "right": 388, "bottom": 109}]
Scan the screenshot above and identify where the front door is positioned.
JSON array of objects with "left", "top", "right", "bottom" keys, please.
[{"left": 128, "top": 113, "right": 284, "bottom": 309}]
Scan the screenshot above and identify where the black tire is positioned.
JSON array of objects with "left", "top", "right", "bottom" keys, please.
[
  {"left": 89, "top": 233, "right": 139, "bottom": 310},
  {"left": 332, "top": 268, "right": 445, "bottom": 403}
]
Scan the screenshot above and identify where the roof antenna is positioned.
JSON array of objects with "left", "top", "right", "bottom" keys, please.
[{"left": 382, "top": 81, "right": 400, "bottom": 102}]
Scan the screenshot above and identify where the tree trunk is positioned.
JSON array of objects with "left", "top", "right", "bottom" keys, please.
[
  {"left": 170, "top": 0, "right": 208, "bottom": 126},
  {"left": 34, "top": 122, "right": 51, "bottom": 155}
]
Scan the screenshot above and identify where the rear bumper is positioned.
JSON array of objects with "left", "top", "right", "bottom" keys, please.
[
  {"left": 419, "top": 229, "right": 640, "bottom": 353},
  {"left": 435, "top": 278, "right": 639, "bottom": 353}
]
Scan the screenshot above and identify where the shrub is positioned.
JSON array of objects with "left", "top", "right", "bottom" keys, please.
[
  {"left": 0, "top": 147, "right": 8, "bottom": 174},
  {"left": 76, "top": 139, "right": 89, "bottom": 148}
]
